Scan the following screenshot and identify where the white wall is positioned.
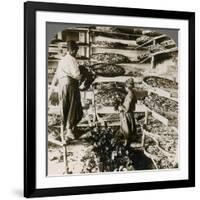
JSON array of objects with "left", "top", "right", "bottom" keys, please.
[{"left": 0, "top": 0, "right": 199, "bottom": 199}]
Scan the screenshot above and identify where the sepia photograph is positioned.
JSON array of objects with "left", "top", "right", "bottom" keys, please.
[
  {"left": 24, "top": 2, "right": 195, "bottom": 197},
  {"left": 47, "top": 23, "right": 179, "bottom": 176}
]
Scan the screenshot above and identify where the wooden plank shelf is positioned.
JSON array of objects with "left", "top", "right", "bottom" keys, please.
[
  {"left": 90, "top": 45, "right": 137, "bottom": 50},
  {"left": 93, "top": 76, "right": 142, "bottom": 83},
  {"left": 139, "top": 47, "right": 178, "bottom": 64},
  {"left": 90, "top": 28, "right": 142, "bottom": 39},
  {"left": 136, "top": 34, "right": 168, "bottom": 49},
  {"left": 142, "top": 81, "right": 178, "bottom": 102},
  {"left": 143, "top": 105, "right": 178, "bottom": 127}
]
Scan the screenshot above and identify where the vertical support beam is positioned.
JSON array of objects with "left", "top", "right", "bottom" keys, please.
[
  {"left": 57, "top": 31, "right": 62, "bottom": 40},
  {"left": 151, "top": 39, "right": 156, "bottom": 69},
  {"left": 144, "top": 110, "right": 148, "bottom": 125},
  {"left": 88, "top": 28, "right": 92, "bottom": 58},
  {"left": 84, "top": 30, "right": 89, "bottom": 58},
  {"left": 141, "top": 128, "right": 145, "bottom": 147},
  {"left": 60, "top": 122, "right": 69, "bottom": 174},
  {"left": 59, "top": 96, "right": 69, "bottom": 174},
  {"left": 57, "top": 32, "right": 63, "bottom": 55},
  {"left": 141, "top": 110, "right": 148, "bottom": 147},
  {"left": 151, "top": 56, "right": 155, "bottom": 69}
]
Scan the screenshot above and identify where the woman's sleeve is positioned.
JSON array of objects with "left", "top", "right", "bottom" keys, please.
[
  {"left": 61, "top": 56, "right": 81, "bottom": 80},
  {"left": 134, "top": 89, "right": 148, "bottom": 99}
]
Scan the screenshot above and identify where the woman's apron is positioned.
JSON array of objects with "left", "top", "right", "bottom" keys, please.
[{"left": 58, "top": 76, "right": 83, "bottom": 130}]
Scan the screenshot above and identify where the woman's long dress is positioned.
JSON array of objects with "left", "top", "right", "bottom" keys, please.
[{"left": 120, "top": 90, "right": 137, "bottom": 145}]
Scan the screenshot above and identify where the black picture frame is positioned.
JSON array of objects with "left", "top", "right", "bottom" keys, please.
[{"left": 24, "top": 1, "right": 195, "bottom": 198}]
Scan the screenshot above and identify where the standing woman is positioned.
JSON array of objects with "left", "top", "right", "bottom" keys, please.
[
  {"left": 118, "top": 78, "right": 147, "bottom": 147},
  {"left": 49, "top": 40, "right": 83, "bottom": 140}
]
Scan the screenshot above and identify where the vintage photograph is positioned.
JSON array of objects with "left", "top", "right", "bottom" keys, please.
[{"left": 47, "top": 24, "right": 178, "bottom": 176}]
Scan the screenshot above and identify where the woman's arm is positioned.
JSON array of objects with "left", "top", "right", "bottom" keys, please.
[
  {"left": 69, "top": 57, "right": 81, "bottom": 80},
  {"left": 60, "top": 55, "right": 81, "bottom": 80}
]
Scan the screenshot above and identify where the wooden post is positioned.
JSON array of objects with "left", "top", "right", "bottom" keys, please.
[
  {"left": 151, "top": 56, "right": 155, "bottom": 69},
  {"left": 144, "top": 110, "right": 148, "bottom": 125},
  {"left": 141, "top": 131, "right": 145, "bottom": 148},
  {"left": 57, "top": 31, "right": 62, "bottom": 40},
  {"left": 60, "top": 122, "right": 69, "bottom": 174},
  {"left": 151, "top": 39, "right": 156, "bottom": 69},
  {"left": 59, "top": 97, "right": 69, "bottom": 174},
  {"left": 86, "top": 30, "right": 90, "bottom": 58},
  {"left": 141, "top": 110, "right": 148, "bottom": 147},
  {"left": 89, "top": 29, "right": 91, "bottom": 58}
]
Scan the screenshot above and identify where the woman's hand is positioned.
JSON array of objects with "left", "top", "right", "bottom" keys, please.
[
  {"left": 147, "top": 90, "right": 152, "bottom": 96},
  {"left": 118, "top": 106, "right": 124, "bottom": 112}
]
